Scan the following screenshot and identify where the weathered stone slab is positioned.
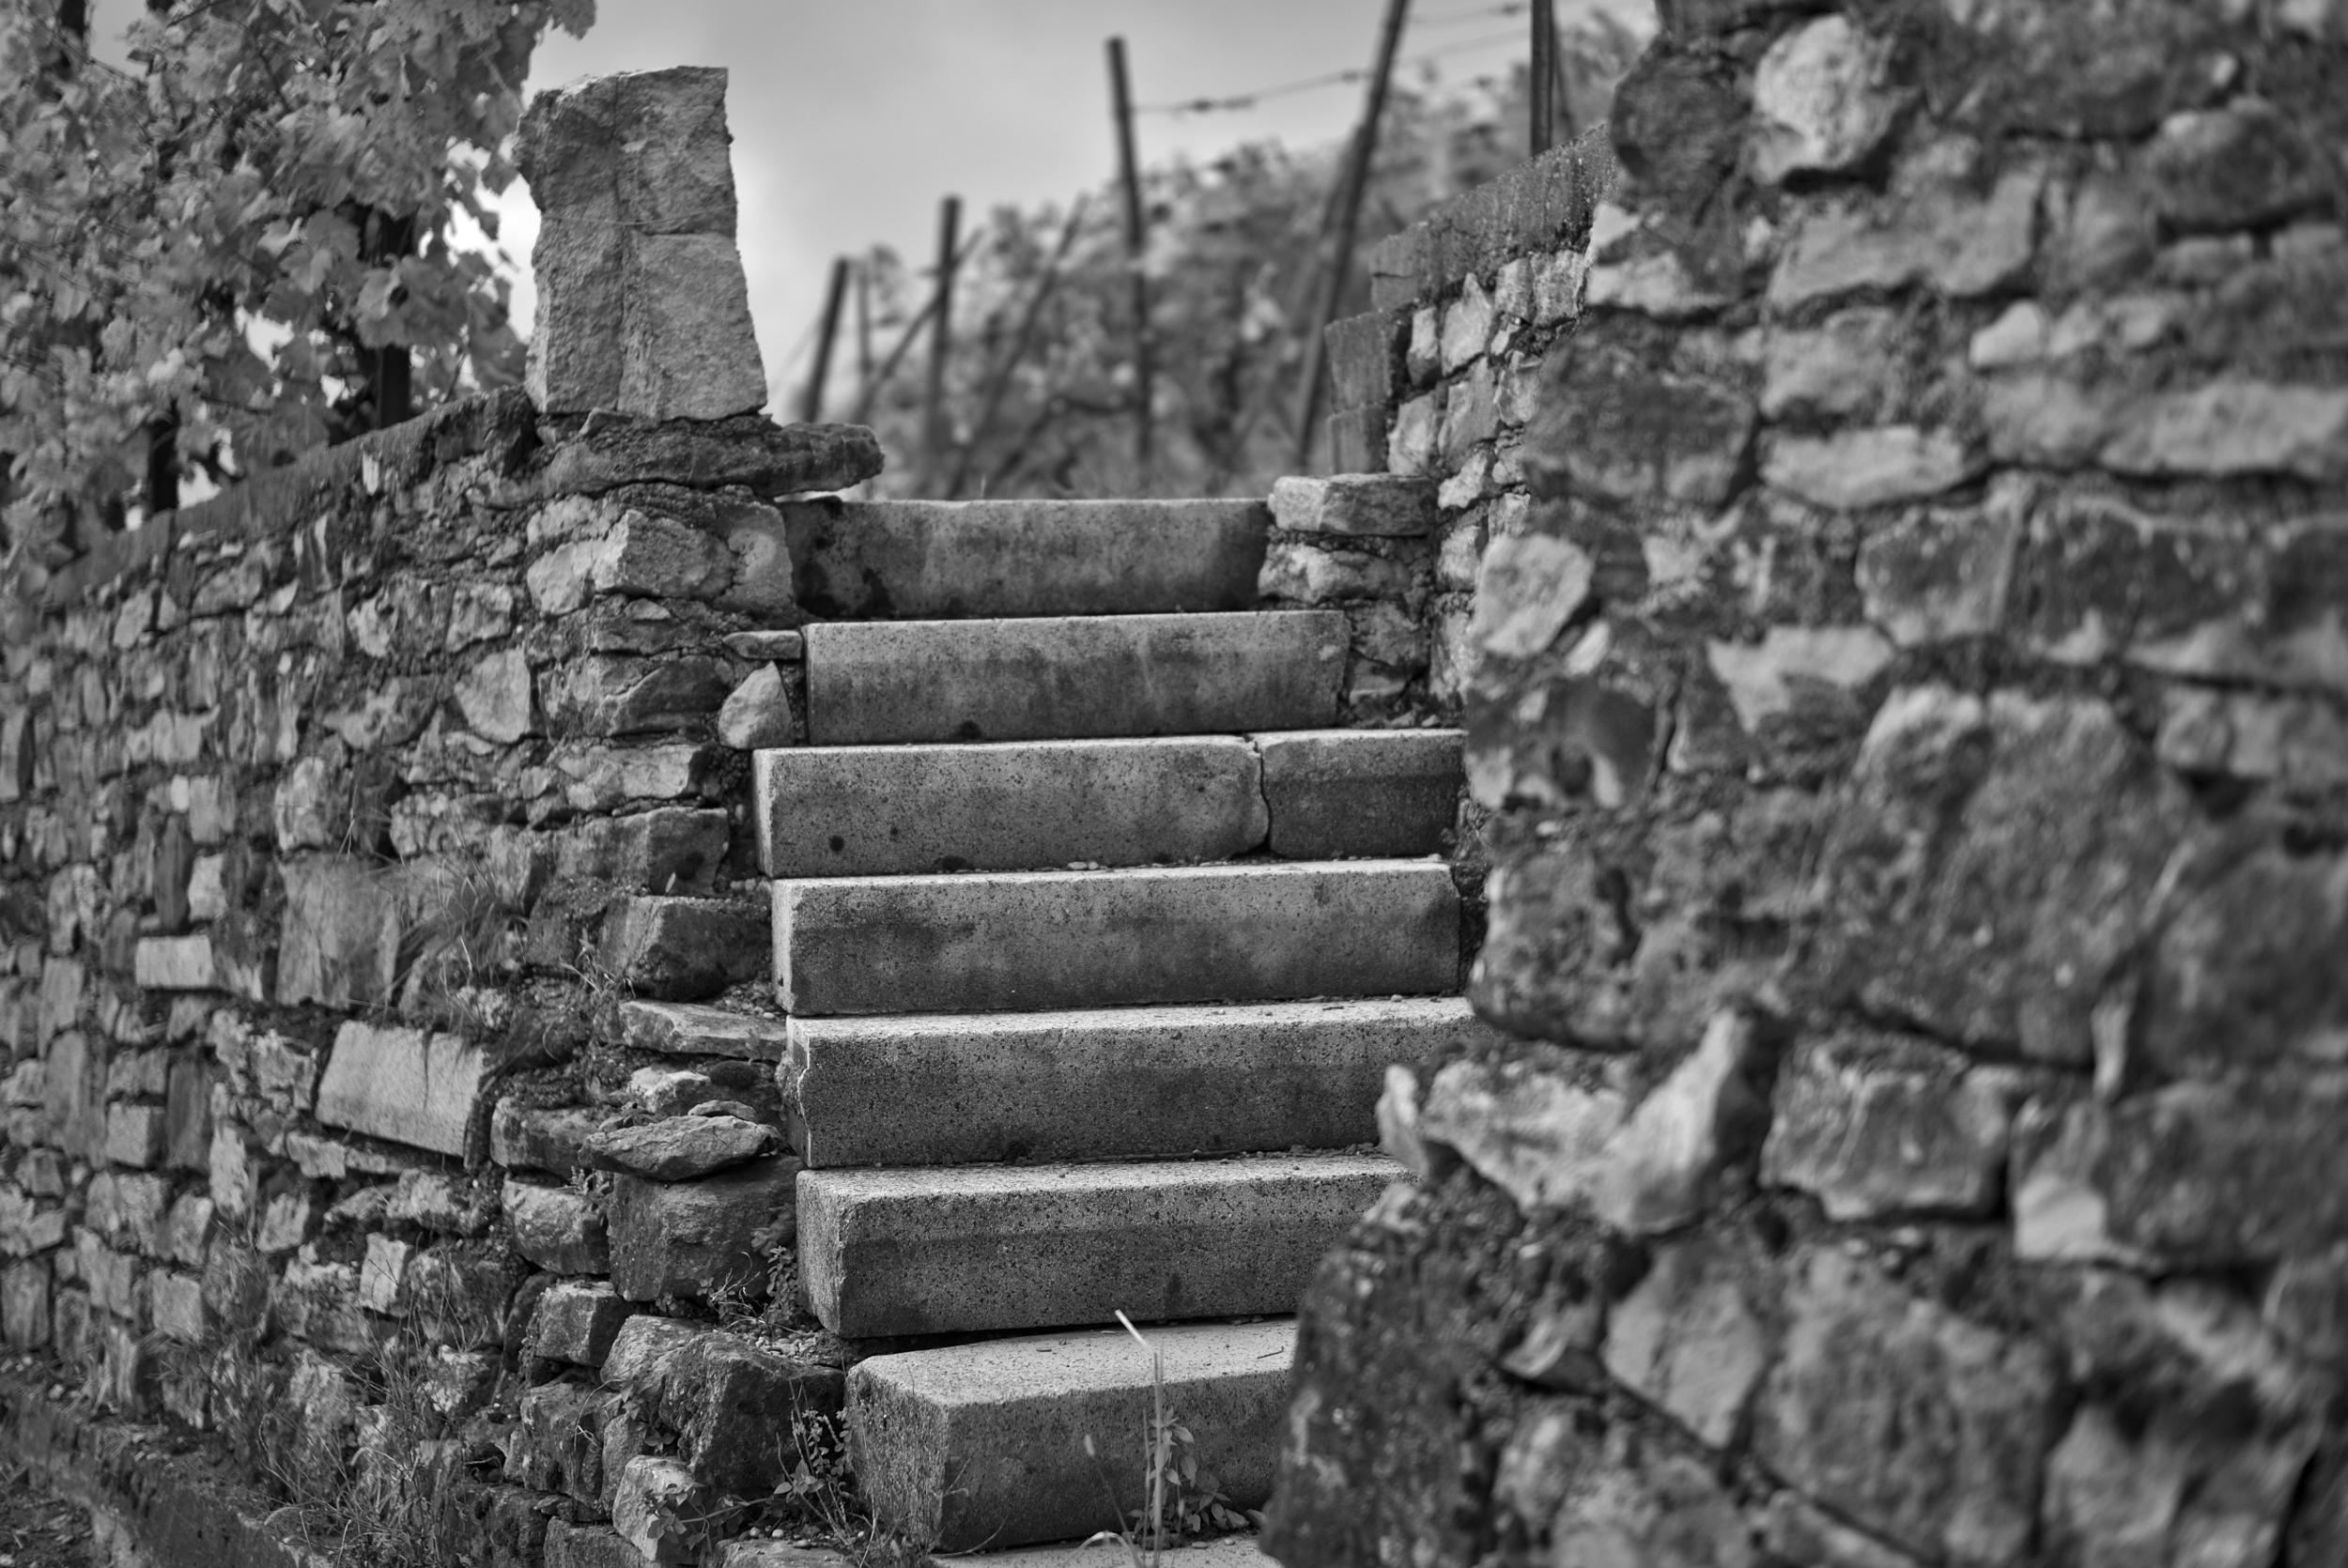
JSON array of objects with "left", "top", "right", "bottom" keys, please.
[
  {"left": 802, "top": 612, "right": 1348, "bottom": 746},
  {"left": 613, "top": 1000, "right": 788, "bottom": 1062},
  {"left": 1255, "top": 729, "right": 1461, "bottom": 859},
  {"left": 798, "top": 1154, "right": 1397, "bottom": 1337},
  {"left": 584, "top": 1115, "right": 778, "bottom": 1182},
  {"left": 780, "top": 499, "right": 1269, "bottom": 620},
  {"left": 754, "top": 737, "right": 1269, "bottom": 878},
  {"left": 850, "top": 1320, "right": 1293, "bottom": 1551},
  {"left": 605, "top": 1155, "right": 798, "bottom": 1301},
  {"left": 774, "top": 860, "right": 1460, "bottom": 1017},
  {"left": 790, "top": 997, "right": 1497, "bottom": 1168},
  {"left": 314, "top": 1022, "right": 488, "bottom": 1158},
  {"left": 523, "top": 417, "right": 882, "bottom": 503},
  {"left": 1268, "top": 475, "right": 1438, "bottom": 538},
  {"left": 1762, "top": 1034, "right": 2022, "bottom": 1222}
]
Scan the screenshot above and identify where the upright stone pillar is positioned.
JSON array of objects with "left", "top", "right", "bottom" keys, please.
[{"left": 516, "top": 67, "right": 769, "bottom": 422}]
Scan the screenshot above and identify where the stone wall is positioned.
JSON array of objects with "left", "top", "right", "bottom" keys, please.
[
  {"left": 1258, "top": 134, "right": 1619, "bottom": 721},
  {"left": 1269, "top": 3, "right": 2348, "bottom": 1565},
  {"left": 0, "top": 65, "right": 895, "bottom": 1568}
]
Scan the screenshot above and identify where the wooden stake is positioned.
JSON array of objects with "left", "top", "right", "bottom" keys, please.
[
  {"left": 855, "top": 256, "right": 874, "bottom": 398},
  {"left": 950, "top": 196, "right": 1091, "bottom": 499},
  {"left": 802, "top": 254, "right": 851, "bottom": 424},
  {"left": 849, "top": 226, "right": 986, "bottom": 427},
  {"left": 1107, "top": 37, "right": 1154, "bottom": 490},
  {"left": 919, "top": 194, "right": 962, "bottom": 493},
  {"left": 1290, "top": 0, "right": 1413, "bottom": 472},
  {"left": 1530, "top": 0, "right": 1557, "bottom": 157}
]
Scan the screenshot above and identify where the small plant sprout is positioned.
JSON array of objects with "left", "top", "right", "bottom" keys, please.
[{"left": 1080, "top": 1312, "right": 1249, "bottom": 1568}]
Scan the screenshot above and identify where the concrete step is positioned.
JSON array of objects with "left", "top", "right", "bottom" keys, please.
[
  {"left": 754, "top": 737, "right": 1268, "bottom": 879},
  {"left": 797, "top": 1154, "right": 1396, "bottom": 1337},
  {"left": 851, "top": 1319, "right": 1294, "bottom": 1551},
  {"left": 803, "top": 611, "right": 1347, "bottom": 746},
  {"left": 780, "top": 498, "right": 1271, "bottom": 620},
  {"left": 773, "top": 860, "right": 1460, "bottom": 1016},
  {"left": 788, "top": 996, "right": 1498, "bottom": 1168},
  {"left": 755, "top": 730, "right": 1465, "bottom": 879},
  {"left": 923, "top": 1539, "right": 1274, "bottom": 1568},
  {"left": 1256, "top": 729, "right": 1462, "bottom": 859}
]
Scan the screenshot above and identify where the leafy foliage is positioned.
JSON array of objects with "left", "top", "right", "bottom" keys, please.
[{"left": 0, "top": 0, "right": 595, "bottom": 561}]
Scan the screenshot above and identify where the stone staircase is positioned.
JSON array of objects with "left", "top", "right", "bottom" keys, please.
[{"left": 634, "top": 496, "right": 1472, "bottom": 1556}]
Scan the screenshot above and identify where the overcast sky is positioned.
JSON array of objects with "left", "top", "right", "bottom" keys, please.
[{"left": 95, "top": 1, "right": 1645, "bottom": 415}]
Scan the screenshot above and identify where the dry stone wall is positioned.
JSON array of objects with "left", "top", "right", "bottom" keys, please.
[
  {"left": 1259, "top": 133, "right": 1620, "bottom": 721},
  {"left": 1270, "top": 2, "right": 2348, "bottom": 1565},
  {"left": 0, "top": 65, "right": 891, "bottom": 1568}
]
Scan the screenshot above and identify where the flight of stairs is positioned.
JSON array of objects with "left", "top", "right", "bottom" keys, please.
[{"left": 647, "top": 497, "right": 1473, "bottom": 1556}]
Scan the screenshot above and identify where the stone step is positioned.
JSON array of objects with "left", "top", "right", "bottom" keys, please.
[
  {"left": 773, "top": 860, "right": 1460, "bottom": 1016},
  {"left": 797, "top": 1154, "right": 1396, "bottom": 1337},
  {"left": 851, "top": 1319, "right": 1294, "bottom": 1552},
  {"left": 788, "top": 996, "right": 1497, "bottom": 1168},
  {"left": 1257, "top": 729, "right": 1462, "bottom": 859},
  {"left": 780, "top": 498, "right": 1271, "bottom": 620},
  {"left": 923, "top": 1540, "right": 1274, "bottom": 1568},
  {"left": 755, "top": 729, "right": 1465, "bottom": 878},
  {"left": 754, "top": 737, "right": 1268, "bottom": 879},
  {"left": 803, "top": 611, "right": 1347, "bottom": 746}
]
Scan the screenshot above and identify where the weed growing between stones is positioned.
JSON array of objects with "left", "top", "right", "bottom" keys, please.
[{"left": 1083, "top": 1313, "right": 1253, "bottom": 1566}]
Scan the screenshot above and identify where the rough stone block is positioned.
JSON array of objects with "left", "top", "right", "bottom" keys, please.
[
  {"left": 755, "top": 736, "right": 1268, "bottom": 878},
  {"left": 598, "top": 896, "right": 767, "bottom": 1002},
  {"left": 605, "top": 1155, "right": 798, "bottom": 1301},
  {"left": 601, "top": 1316, "right": 845, "bottom": 1495},
  {"left": 799, "top": 1154, "right": 1397, "bottom": 1337},
  {"left": 540, "top": 655, "right": 734, "bottom": 738},
  {"left": 614, "top": 1001, "right": 788, "bottom": 1062},
  {"left": 530, "top": 1279, "right": 633, "bottom": 1368},
  {"left": 506, "top": 1379, "right": 606, "bottom": 1503},
  {"left": 1527, "top": 346, "right": 1755, "bottom": 507},
  {"left": 1, "top": 1260, "right": 48, "bottom": 1348},
  {"left": 1753, "top": 1247, "right": 2061, "bottom": 1567},
  {"left": 131, "top": 935, "right": 215, "bottom": 992},
  {"left": 1601, "top": 1235, "right": 1772, "bottom": 1449},
  {"left": 1258, "top": 540, "right": 1421, "bottom": 605},
  {"left": 1814, "top": 687, "right": 2190, "bottom": 1067},
  {"left": 504, "top": 1181, "right": 610, "bottom": 1275},
  {"left": 102, "top": 1102, "right": 166, "bottom": 1169},
  {"left": 490, "top": 1100, "right": 602, "bottom": 1174},
  {"left": 1269, "top": 475, "right": 1438, "bottom": 538},
  {"left": 544, "top": 1521, "right": 645, "bottom": 1568},
  {"left": 775, "top": 860, "right": 1460, "bottom": 1017},
  {"left": 790, "top": 995, "right": 1496, "bottom": 1170},
  {"left": 620, "top": 230, "right": 768, "bottom": 422},
  {"left": 554, "top": 807, "right": 730, "bottom": 892},
  {"left": 1324, "top": 308, "right": 1407, "bottom": 414},
  {"left": 1256, "top": 729, "right": 1460, "bottom": 859},
  {"left": 850, "top": 1320, "right": 1293, "bottom": 1551},
  {"left": 802, "top": 611, "right": 1349, "bottom": 746},
  {"left": 1325, "top": 406, "right": 1388, "bottom": 475},
  {"left": 1762, "top": 1034, "right": 2023, "bottom": 1222},
  {"left": 585, "top": 1115, "right": 777, "bottom": 1182},
  {"left": 315, "top": 1022, "right": 489, "bottom": 1158}
]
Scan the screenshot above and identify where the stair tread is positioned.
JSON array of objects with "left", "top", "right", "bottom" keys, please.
[
  {"left": 798, "top": 1156, "right": 1396, "bottom": 1337},
  {"left": 926, "top": 1536, "right": 1274, "bottom": 1568},
  {"left": 803, "top": 611, "right": 1348, "bottom": 746},
  {"left": 773, "top": 860, "right": 1460, "bottom": 1017},
  {"left": 783, "top": 497, "right": 1270, "bottom": 621},
  {"left": 851, "top": 1320, "right": 1293, "bottom": 1551},
  {"left": 789, "top": 996, "right": 1489, "bottom": 1169}
]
